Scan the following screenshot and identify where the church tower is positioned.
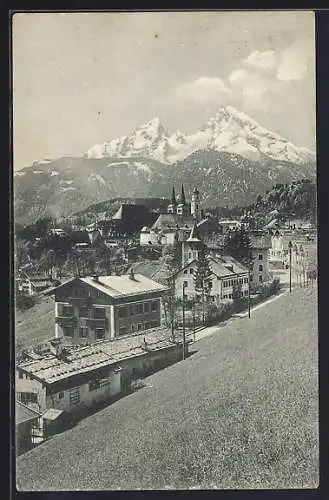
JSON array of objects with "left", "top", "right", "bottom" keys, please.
[
  {"left": 167, "top": 186, "right": 177, "bottom": 214},
  {"left": 182, "top": 221, "right": 204, "bottom": 267},
  {"left": 191, "top": 186, "right": 200, "bottom": 221},
  {"left": 176, "top": 184, "right": 188, "bottom": 215}
]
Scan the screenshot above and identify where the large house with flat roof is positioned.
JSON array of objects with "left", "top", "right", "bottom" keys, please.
[{"left": 44, "top": 271, "right": 169, "bottom": 342}]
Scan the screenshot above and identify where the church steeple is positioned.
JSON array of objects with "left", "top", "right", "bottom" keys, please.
[
  {"left": 181, "top": 184, "right": 186, "bottom": 206},
  {"left": 167, "top": 186, "right": 177, "bottom": 214},
  {"left": 171, "top": 186, "right": 176, "bottom": 205}
]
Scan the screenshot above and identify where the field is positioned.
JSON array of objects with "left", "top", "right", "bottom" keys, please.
[
  {"left": 17, "top": 286, "right": 318, "bottom": 490},
  {"left": 15, "top": 296, "right": 55, "bottom": 355}
]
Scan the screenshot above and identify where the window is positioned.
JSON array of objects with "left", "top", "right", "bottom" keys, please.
[
  {"left": 144, "top": 322, "right": 150, "bottom": 330},
  {"left": 244, "top": 290, "right": 249, "bottom": 297},
  {"left": 190, "top": 268, "right": 194, "bottom": 274},
  {"left": 79, "top": 327, "right": 88, "bottom": 338},
  {"left": 183, "top": 280, "right": 188, "bottom": 287},
  {"left": 151, "top": 301, "right": 159, "bottom": 312},
  {"left": 259, "top": 265, "right": 263, "bottom": 272},
  {"left": 69, "top": 387, "right": 80, "bottom": 405},
  {"left": 136, "top": 303, "right": 143, "bottom": 315},
  {"left": 129, "top": 305, "right": 134, "bottom": 316},
  {"left": 144, "top": 302, "right": 150, "bottom": 313},
  {"left": 58, "top": 391, "right": 64, "bottom": 399},
  {"left": 118, "top": 307, "right": 127, "bottom": 318},
  {"left": 96, "top": 328, "right": 105, "bottom": 339},
  {"left": 250, "top": 275, "right": 253, "bottom": 282},
  {"left": 259, "top": 254, "right": 263, "bottom": 260},
  {"left": 229, "top": 294, "right": 233, "bottom": 299},
  {"left": 239, "top": 278, "right": 243, "bottom": 284},
  {"left": 119, "top": 326, "right": 127, "bottom": 336},
  {"left": 137, "top": 323, "right": 143, "bottom": 331},
  {"left": 223, "top": 295, "right": 227, "bottom": 299},
  {"left": 79, "top": 306, "right": 89, "bottom": 318},
  {"left": 259, "top": 275, "right": 263, "bottom": 283},
  {"left": 59, "top": 304, "right": 73, "bottom": 317},
  {"left": 131, "top": 324, "right": 135, "bottom": 332},
  {"left": 244, "top": 278, "right": 248, "bottom": 284},
  {"left": 93, "top": 307, "right": 105, "bottom": 319},
  {"left": 184, "top": 269, "right": 188, "bottom": 274},
  {"left": 89, "top": 378, "right": 100, "bottom": 392},
  {"left": 209, "top": 282, "right": 213, "bottom": 289},
  {"left": 188, "top": 252, "right": 192, "bottom": 259},
  {"left": 19, "top": 392, "right": 38, "bottom": 404}
]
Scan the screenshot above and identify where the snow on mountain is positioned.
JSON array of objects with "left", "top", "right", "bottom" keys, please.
[{"left": 85, "top": 106, "right": 315, "bottom": 166}]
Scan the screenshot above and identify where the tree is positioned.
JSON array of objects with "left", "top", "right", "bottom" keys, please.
[
  {"left": 223, "top": 227, "right": 252, "bottom": 268},
  {"left": 193, "top": 244, "right": 212, "bottom": 324},
  {"left": 162, "top": 237, "right": 182, "bottom": 274},
  {"left": 232, "top": 281, "right": 244, "bottom": 312}
]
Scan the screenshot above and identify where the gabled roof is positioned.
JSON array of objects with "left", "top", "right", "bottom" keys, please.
[
  {"left": 81, "top": 274, "right": 168, "bottom": 298},
  {"left": 44, "top": 274, "right": 168, "bottom": 299},
  {"left": 171, "top": 256, "right": 248, "bottom": 279}
]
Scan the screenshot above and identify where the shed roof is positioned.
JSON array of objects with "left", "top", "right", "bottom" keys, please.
[{"left": 16, "top": 401, "right": 41, "bottom": 425}]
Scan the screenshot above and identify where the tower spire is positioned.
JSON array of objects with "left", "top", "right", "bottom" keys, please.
[
  {"left": 171, "top": 186, "right": 176, "bottom": 205},
  {"left": 181, "top": 184, "right": 186, "bottom": 205}
]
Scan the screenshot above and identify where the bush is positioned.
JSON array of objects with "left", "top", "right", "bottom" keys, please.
[{"left": 258, "top": 277, "right": 281, "bottom": 300}]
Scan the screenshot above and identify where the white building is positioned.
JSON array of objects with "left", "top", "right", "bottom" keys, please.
[{"left": 173, "top": 255, "right": 249, "bottom": 304}]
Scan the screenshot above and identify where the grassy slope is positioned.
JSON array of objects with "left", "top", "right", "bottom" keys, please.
[
  {"left": 15, "top": 296, "right": 55, "bottom": 354},
  {"left": 17, "top": 287, "right": 318, "bottom": 490}
]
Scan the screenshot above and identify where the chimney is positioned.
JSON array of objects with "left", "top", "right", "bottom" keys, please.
[{"left": 92, "top": 275, "right": 99, "bottom": 282}]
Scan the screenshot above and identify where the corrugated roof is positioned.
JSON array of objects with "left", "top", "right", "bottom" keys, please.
[
  {"left": 16, "top": 401, "right": 40, "bottom": 425},
  {"left": 17, "top": 328, "right": 179, "bottom": 385}
]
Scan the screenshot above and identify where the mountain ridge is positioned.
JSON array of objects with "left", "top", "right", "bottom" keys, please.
[
  {"left": 14, "top": 106, "right": 316, "bottom": 225},
  {"left": 85, "top": 106, "right": 315, "bottom": 166}
]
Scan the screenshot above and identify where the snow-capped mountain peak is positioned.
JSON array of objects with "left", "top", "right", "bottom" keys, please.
[{"left": 86, "top": 106, "right": 315, "bottom": 166}]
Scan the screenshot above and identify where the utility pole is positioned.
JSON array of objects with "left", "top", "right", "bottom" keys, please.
[
  {"left": 288, "top": 241, "right": 292, "bottom": 293},
  {"left": 182, "top": 282, "right": 187, "bottom": 360},
  {"left": 248, "top": 254, "right": 251, "bottom": 319}
]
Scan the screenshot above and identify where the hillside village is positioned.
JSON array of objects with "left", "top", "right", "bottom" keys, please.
[{"left": 15, "top": 181, "right": 317, "bottom": 458}]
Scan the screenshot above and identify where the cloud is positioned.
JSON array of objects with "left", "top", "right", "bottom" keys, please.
[
  {"left": 244, "top": 50, "right": 277, "bottom": 69},
  {"left": 175, "top": 76, "right": 230, "bottom": 103},
  {"left": 277, "top": 42, "right": 312, "bottom": 81}
]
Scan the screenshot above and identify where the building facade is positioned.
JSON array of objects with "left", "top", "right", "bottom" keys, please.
[
  {"left": 173, "top": 256, "right": 249, "bottom": 304},
  {"left": 44, "top": 272, "right": 168, "bottom": 343},
  {"left": 249, "top": 234, "right": 271, "bottom": 286}
]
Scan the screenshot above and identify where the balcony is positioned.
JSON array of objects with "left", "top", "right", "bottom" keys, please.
[
  {"left": 55, "top": 316, "right": 77, "bottom": 327},
  {"left": 85, "top": 317, "right": 108, "bottom": 330}
]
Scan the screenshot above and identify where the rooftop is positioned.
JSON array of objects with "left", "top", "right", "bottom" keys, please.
[
  {"left": 152, "top": 213, "right": 194, "bottom": 231},
  {"left": 45, "top": 274, "right": 169, "bottom": 299},
  {"left": 17, "top": 327, "right": 179, "bottom": 385},
  {"left": 81, "top": 274, "right": 168, "bottom": 298}
]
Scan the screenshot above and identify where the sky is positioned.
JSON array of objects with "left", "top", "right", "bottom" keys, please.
[{"left": 12, "top": 11, "right": 315, "bottom": 170}]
